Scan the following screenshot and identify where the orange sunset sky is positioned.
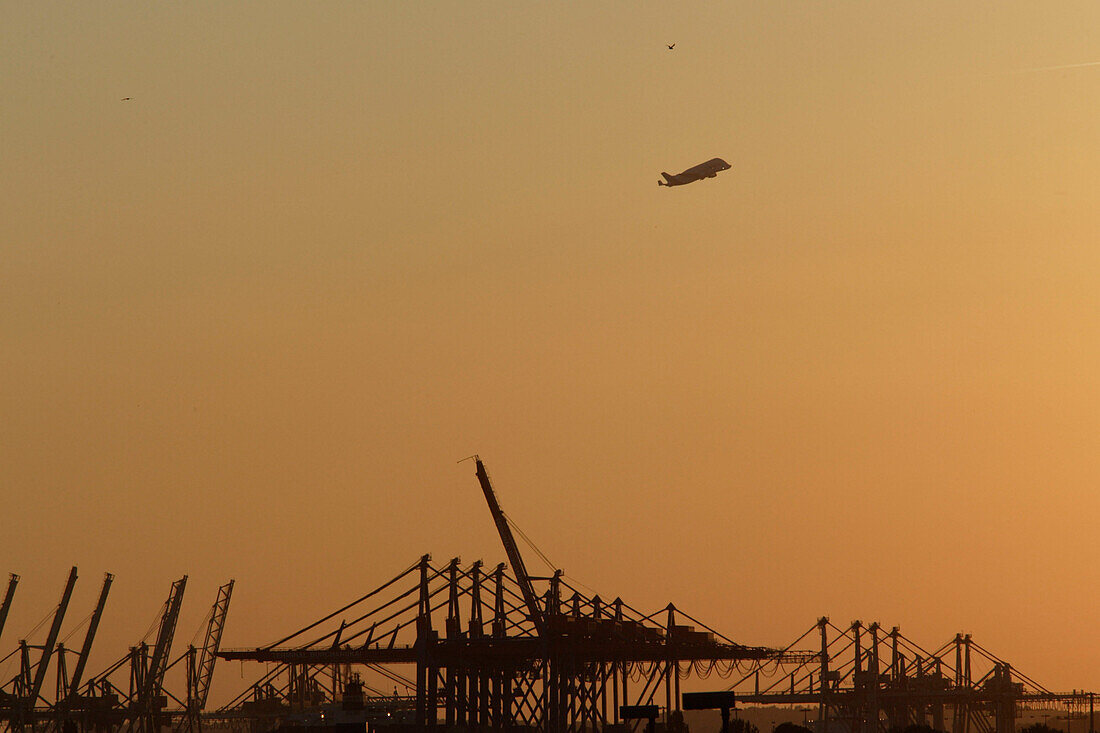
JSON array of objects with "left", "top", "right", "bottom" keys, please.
[{"left": 3, "top": 1, "right": 1100, "bottom": 708}]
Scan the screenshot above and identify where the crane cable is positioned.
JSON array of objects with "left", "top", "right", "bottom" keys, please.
[{"left": 503, "top": 512, "right": 556, "bottom": 572}]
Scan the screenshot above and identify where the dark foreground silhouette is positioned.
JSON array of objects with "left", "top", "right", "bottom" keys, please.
[{"left": 774, "top": 723, "right": 812, "bottom": 733}]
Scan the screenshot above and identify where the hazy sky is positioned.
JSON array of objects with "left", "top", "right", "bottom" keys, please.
[{"left": 3, "top": 0, "right": 1100, "bottom": 708}]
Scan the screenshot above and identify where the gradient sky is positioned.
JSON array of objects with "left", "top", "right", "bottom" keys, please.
[{"left": 3, "top": 0, "right": 1100, "bottom": 708}]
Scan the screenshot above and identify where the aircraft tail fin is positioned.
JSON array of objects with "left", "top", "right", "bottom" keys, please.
[{"left": 658, "top": 172, "right": 675, "bottom": 187}]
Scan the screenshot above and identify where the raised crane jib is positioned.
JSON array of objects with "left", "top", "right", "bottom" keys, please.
[
  {"left": 474, "top": 458, "right": 546, "bottom": 636},
  {"left": 143, "top": 576, "right": 187, "bottom": 703},
  {"left": 30, "top": 566, "right": 78, "bottom": 704},
  {"left": 195, "top": 580, "right": 234, "bottom": 711},
  {"left": 68, "top": 572, "right": 113, "bottom": 697},
  {"left": 0, "top": 573, "right": 19, "bottom": 646}
]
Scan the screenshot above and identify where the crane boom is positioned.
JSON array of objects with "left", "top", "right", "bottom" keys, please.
[
  {"left": 30, "top": 566, "right": 78, "bottom": 703},
  {"left": 194, "top": 580, "right": 234, "bottom": 710},
  {"left": 474, "top": 458, "right": 546, "bottom": 636},
  {"left": 0, "top": 573, "right": 19, "bottom": 645},
  {"left": 142, "top": 576, "right": 187, "bottom": 704},
  {"left": 68, "top": 572, "right": 113, "bottom": 696}
]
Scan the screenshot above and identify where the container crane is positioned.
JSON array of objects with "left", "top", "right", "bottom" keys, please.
[
  {"left": 473, "top": 457, "right": 546, "bottom": 637},
  {"left": 187, "top": 580, "right": 234, "bottom": 718},
  {"left": 2, "top": 568, "right": 78, "bottom": 729},
  {"left": 65, "top": 572, "right": 113, "bottom": 699},
  {"left": 130, "top": 575, "right": 187, "bottom": 732},
  {"left": 146, "top": 576, "right": 187, "bottom": 702},
  {"left": 28, "top": 567, "right": 78, "bottom": 707},
  {"left": 49, "top": 572, "right": 113, "bottom": 731}
]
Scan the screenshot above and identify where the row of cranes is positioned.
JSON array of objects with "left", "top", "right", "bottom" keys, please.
[
  {"left": 5, "top": 457, "right": 1092, "bottom": 733},
  {"left": 722, "top": 617, "right": 1095, "bottom": 733},
  {"left": 0, "top": 569, "right": 233, "bottom": 732},
  {"left": 215, "top": 458, "right": 1095, "bottom": 733},
  {"left": 217, "top": 458, "right": 813, "bottom": 732}
]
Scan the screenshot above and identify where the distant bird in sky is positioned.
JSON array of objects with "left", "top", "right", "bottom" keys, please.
[
  {"left": 120, "top": 97, "right": 132, "bottom": 101},
  {"left": 667, "top": 43, "right": 675, "bottom": 50}
]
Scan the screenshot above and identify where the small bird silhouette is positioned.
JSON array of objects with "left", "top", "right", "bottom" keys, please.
[
  {"left": 120, "top": 97, "right": 132, "bottom": 101},
  {"left": 667, "top": 43, "right": 675, "bottom": 50}
]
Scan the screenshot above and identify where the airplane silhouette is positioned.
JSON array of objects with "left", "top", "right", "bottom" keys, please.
[
  {"left": 658, "top": 158, "right": 732, "bottom": 187},
  {"left": 667, "top": 43, "right": 675, "bottom": 50}
]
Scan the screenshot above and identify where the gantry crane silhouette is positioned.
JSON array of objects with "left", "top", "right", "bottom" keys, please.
[{"left": 214, "top": 459, "right": 1096, "bottom": 733}]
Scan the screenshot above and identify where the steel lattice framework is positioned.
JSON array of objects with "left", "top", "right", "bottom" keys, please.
[
  {"left": 217, "top": 554, "right": 803, "bottom": 732},
  {"left": 0, "top": 572, "right": 234, "bottom": 733},
  {"left": 213, "top": 460, "right": 1096, "bottom": 733},
  {"left": 722, "top": 618, "right": 1095, "bottom": 733},
  {"left": 4, "top": 460, "right": 1094, "bottom": 733}
]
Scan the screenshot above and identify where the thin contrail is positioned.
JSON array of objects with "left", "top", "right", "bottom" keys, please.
[{"left": 1011, "top": 60, "right": 1100, "bottom": 74}]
